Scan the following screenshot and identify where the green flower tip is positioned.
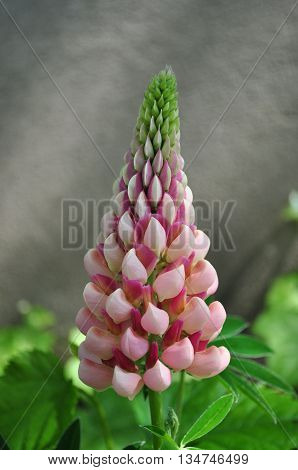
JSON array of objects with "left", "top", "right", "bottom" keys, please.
[{"left": 132, "top": 66, "right": 180, "bottom": 157}]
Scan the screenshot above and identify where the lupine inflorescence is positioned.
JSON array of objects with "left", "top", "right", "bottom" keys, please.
[{"left": 76, "top": 67, "right": 230, "bottom": 400}]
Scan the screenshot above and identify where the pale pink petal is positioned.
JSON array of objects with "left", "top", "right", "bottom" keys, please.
[
  {"left": 179, "top": 297, "right": 210, "bottom": 334},
  {"left": 153, "top": 264, "right": 185, "bottom": 301},
  {"left": 83, "top": 282, "right": 107, "bottom": 316},
  {"left": 84, "top": 248, "right": 111, "bottom": 277},
  {"left": 104, "top": 232, "right": 125, "bottom": 273},
  {"left": 112, "top": 366, "right": 143, "bottom": 400},
  {"left": 161, "top": 338, "right": 194, "bottom": 370},
  {"left": 201, "top": 301, "right": 227, "bottom": 341},
  {"left": 84, "top": 327, "right": 119, "bottom": 360},
  {"left": 120, "top": 327, "right": 149, "bottom": 361},
  {"left": 105, "top": 288, "right": 133, "bottom": 324},
  {"left": 158, "top": 193, "right": 176, "bottom": 225},
  {"left": 143, "top": 360, "right": 172, "bottom": 392},
  {"left": 75, "top": 307, "right": 106, "bottom": 335},
  {"left": 122, "top": 248, "right": 147, "bottom": 284},
  {"left": 78, "top": 342, "right": 102, "bottom": 364},
  {"left": 118, "top": 211, "right": 135, "bottom": 247},
  {"left": 193, "top": 230, "right": 210, "bottom": 264},
  {"left": 186, "top": 260, "right": 218, "bottom": 295},
  {"left": 141, "top": 303, "right": 169, "bottom": 335},
  {"left": 143, "top": 217, "right": 167, "bottom": 257},
  {"left": 79, "top": 359, "right": 113, "bottom": 390},
  {"left": 187, "top": 346, "right": 230, "bottom": 378},
  {"left": 185, "top": 186, "right": 193, "bottom": 202},
  {"left": 166, "top": 225, "right": 196, "bottom": 262}
]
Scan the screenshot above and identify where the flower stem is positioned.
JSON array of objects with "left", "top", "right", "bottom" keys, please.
[
  {"left": 175, "top": 370, "right": 185, "bottom": 422},
  {"left": 90, "top": 394, "right": 114, "bottom": 450},
  {"left": 148, "top": 389, "right": 163, "bottom": 449}
]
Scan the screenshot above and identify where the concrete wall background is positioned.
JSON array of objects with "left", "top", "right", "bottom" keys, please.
[{"left": 1, "top": 0, "right": 297, "bottom": 333}]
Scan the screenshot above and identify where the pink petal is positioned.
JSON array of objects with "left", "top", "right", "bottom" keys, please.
[
  {"left": 122, "top": 248, "right": 148, "bottom": 284},
  {"left": 158, "top": 193, "right": 176, "bottom": 225},
  {"left": 84, "top": 327, "right": 119, "bottom": 360},
  {"left": 79, "top": 359, "right": 113, "bottom": 391},
  {"left": 143, "top": 217, "right": 167, "bottom": 257},
  {"left": 141, "top": 302, "right": 169, "bottom": 335},
  {"left": 187, "top": 346, "right": 230, "bottom": 378},
  {"left": 120, "top": 327, "right": 149, "bottom": 361},
  {"left": 179, "top": 297, "right": 210, "bottom": 334},
  {"left": 135, "top": 191, "right": 150, "bottom": 219},
  {"left": 122, "top": 277, "right": 144, "bottom": 305},
  {"left": 112, "top": 366, "right": 143, "bottom": 400},
  {"left": 104, "top": 232, "right": 125, "bottom": 273},
  {"left": 201, "top": 301, "right": 227, "bottom": 341},
  {"left": 105, "top": 288, "right": 133, "bottom": 324},
  {"left": 118, "top": 211, "right": 135, "bottom": 247},
  {"left": 186, "top": 260, "right": 218, "bottom": 295},
  {"left": 78, "top": 341, "right": 102, "bottom": 364},
  {"left": 143, "top": 360, "right": 171, "bottom": 392},
  {"left": 193, "top": 230, "right": 210, "bottom": 263},
  {"left": 166, "top": 225, "right": 196, "bottom": 262},
  {"left": 84, "top": 248, "right": 111, "bottom": 278},
  {"left": 153, "top": 264, "right": 185, "bottom": 301},
  {"left": 83, "top": 282, "right": 107, "bottom": 316},
  {"left": 75, "top": 307, "right": 106, "bottom": 335},
  {"left": 135, "top": 244, "right": 158, "bottom": 275},
  {"left": 147, "top": 174, "right": 163, "bottom": 207},
  {"left": 162, "top": 338, "right": 194, "bottom": 370}
]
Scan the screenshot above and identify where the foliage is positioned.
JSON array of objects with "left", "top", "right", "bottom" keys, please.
[
  {"left": 0, "top": 301, "right": 56, "bottom": 375},
  {"left": 253, "top": 273, "right": 298, "bottom": 386},
  {"left": 0, "top": 351, "right": 77, "bottom": 449}
]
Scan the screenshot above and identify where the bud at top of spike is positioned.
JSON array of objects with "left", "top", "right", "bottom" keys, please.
[{"left": 133, "top": 67, "right": 180, "bottom": 157}]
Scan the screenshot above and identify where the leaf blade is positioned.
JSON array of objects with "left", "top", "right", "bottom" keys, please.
[
  {"left": 229, "top": 358, "right": 294, "bottom": 394},
  {"left": 181, "top": 394, "right": 234, "bottom": 447}
]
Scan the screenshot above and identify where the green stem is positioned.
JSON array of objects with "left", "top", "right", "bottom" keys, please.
[
  {"left": 175, "top": 370, "right": 185, "bottom": 422},
  {"left": 90, "top": 394, "right": 114, "bottom": 450},
  {"left": 148, "top": 390, "right": 163, "bottom": 449}
]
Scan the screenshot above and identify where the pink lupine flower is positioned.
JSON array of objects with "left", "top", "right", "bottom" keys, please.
[{"left": 76, "top": 67, "right": 230, "bottom": 396}]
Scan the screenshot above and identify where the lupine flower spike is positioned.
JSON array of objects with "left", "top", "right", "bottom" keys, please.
[{"left": 76, "top": 67, "right": 230, "bottom": 400}]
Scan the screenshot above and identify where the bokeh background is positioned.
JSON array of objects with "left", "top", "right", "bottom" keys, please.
[{"left": 1, "top": 0, "right": 297, "bottom": 335}]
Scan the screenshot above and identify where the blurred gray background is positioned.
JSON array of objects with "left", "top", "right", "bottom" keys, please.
[{"left": 1, "top": 0, "right": 297, "bottom": 334}]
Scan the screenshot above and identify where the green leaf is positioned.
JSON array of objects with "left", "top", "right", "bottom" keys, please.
[
  {"left": 141, "top": 425, "right": 179, "bottom": 449},
  {"left": 229, "top": 358, "right": 294, "bottom": 394},
  {"left": 181, "top": 394, "right": 234, "bottom": 447},
  {"left": 56, "top": 419, "right": 80, "bottom": 450},
  {"left": 0, "top": 434, "right": 9, "bottom": 450},
  {"left": 216, "top": 316, "right": 248, "bottom": 339},
  {"left": 0, "top": 326, "right": 55, "bottom": 375},
  {"left": 253, "top": 273, "right": 298, "bottom": 386},
  {"left": 212, "top": 335, "right": 272, "bottom": 358},
  {"left": 223, "top": 369, "right": 276, "bottom": 423},
  {"left": 0, "top": 351, "right": 77, "bottom": 449},
  {"left": 198, "top": 387, "right": 298, "bottom": 450}
]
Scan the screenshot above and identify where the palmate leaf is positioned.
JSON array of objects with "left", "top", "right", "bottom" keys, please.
[
  {"left": 212, "top": 335, "right": 272, "bottom": 358},
  {"left": 56, "top": 419, "right": 80, "bottom": 450},
  {"left": 229, "top": 358, "right": 294, "bottom": 394},
  {"left": 220, "top": 369, "right": 276, "bottom": 422},
  {"left": 180, "top": 394, "right": 234, "bottom": 447},
  {"left": 0, "top": 351, "right": 77, "bottom": 449}
]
